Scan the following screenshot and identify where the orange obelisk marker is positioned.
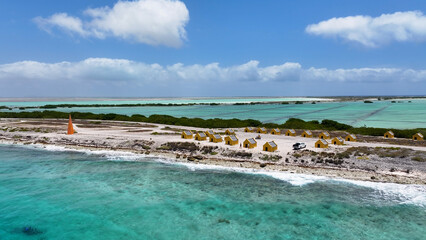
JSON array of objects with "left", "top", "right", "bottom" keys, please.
[{"left": 67, "top": 114, "right": 74, "bottom": 135}]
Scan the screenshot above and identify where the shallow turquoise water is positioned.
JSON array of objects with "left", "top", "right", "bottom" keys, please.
[
  {"left": 3, "top": 99, "right": 425, "bottom": 128},
  {"left": 0, "top": 145, "right": 425, "bottom": 240}
]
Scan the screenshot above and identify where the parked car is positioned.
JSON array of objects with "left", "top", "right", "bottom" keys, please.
[{"left": 293, "top": 142, "right": 306, "bottom": 150}]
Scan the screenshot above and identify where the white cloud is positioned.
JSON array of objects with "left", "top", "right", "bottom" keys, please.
[
  {"left": 34, "top": 13, "right": 89, "bottom": 37},
  {"left": 34, "top": 0, "right": 189, "bottom": 47},
  {"left": 0, "top": 59, "right": 303, "bottom": 85},
  {"left": 1, "top": 58, "right": 425, "bottom": 86},
  {"left": 306, "top": 11, "right": 426, "bottom": 47}
]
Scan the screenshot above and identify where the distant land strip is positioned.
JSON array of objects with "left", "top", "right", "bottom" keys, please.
[{"left": 0, "top": 101, "right": 313, "bottom": 110}]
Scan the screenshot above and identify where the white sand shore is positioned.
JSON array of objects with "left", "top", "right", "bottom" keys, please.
[{"left": 1, "top": 118, "right": 425, "bottom": 184}]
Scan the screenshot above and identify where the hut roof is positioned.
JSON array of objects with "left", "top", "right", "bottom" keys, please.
[
  {"left": 322, "top": 132, "right": 330, "bottom": 137},
  {"left": 228, "top": 135, "right": 238, "bottom": 141},
  {"left": 304, "top": 130, "right": 312, "bottom": 135},
  {"left": 183, "top": 130, "right": 192, "bottom": 135},
  {"left": 259, "top": 127, "right": 266, "bottom": 131},
  {"left": 334, "top": 136, "right": 344, "bottom": 142},
  {"left": 347, "top": 134, "right": 357, "bottom": 139},
  {"left": 197, "top": 132, "right": 206, "bottom": 137},
  {"left": 318, "top": 139, "right": 328, "bottom": 145},
  {"left": 273, "top": 128, "right": 280, "bottom": 132},
  {"left": 415, "top": 133, "right": 423, "bottom": 138},
  {"left": 246, "top": 138, "right": 256, "bottom": 144},
  {"left": 266, "top": 141, "right": 277, "bottom": 147},
  {"left": 386, "top": 131, "right": 394, "bottom": 135},
  {"left": 288, "top": 129, "right": 296, "bottom": 133},
  {"left": 212, "top": 134, "right": 222, "bottom": 139}
]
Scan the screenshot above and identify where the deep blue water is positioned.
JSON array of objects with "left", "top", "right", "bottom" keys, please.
[{"left": 0, "top": 144, "right": 425, "bottom": 240}]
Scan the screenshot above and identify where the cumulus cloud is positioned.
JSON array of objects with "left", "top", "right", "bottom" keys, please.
[
  {"left": 0, "top": 59, "right": 303, "bottom": 85},
  {"left": 1, "top": 58, "right": 425, "bottom": 96},
  {"left": 34, "top": 0, "right": 189, "bottom": 47},
  {"left": 306, "top": 11, "right": 426, "bottom": 47},
  {"left": 1, "top": 58, "right": 425, "bottom": 84}
]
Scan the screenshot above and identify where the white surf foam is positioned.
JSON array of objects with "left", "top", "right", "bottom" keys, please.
[
  {"left": 335, "top": 179, "right": 426, "bottom": 206},
  {"left": 176, "top": 162, "right": 426, "bottom": 206},
  {"left": 22, "top": 143, "right": 145, "bottom": 161}
]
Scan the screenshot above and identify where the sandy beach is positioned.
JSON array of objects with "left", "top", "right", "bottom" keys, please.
[{"left": 1, "top": 118, "right": 425, "bottom": 185}]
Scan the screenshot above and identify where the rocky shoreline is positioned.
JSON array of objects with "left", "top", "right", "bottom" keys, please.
[{"left": 1, "top": 118, "right": 425, "bottom": 185}]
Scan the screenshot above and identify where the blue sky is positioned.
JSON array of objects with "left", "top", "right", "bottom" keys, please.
[{"left": 0, "top": 0, "right": 426, "bottom": 97}]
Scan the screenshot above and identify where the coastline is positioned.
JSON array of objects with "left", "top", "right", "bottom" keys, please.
[
  {"left": 2, "top": 140, "right": 426, "bottom": 188},
  {"left": 1, "top": 118, "right": 425, "bottom": 185}
]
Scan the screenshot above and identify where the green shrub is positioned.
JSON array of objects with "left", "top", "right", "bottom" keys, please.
[{"left": 0, "top": 110, "right": 424, "bottom": 139}]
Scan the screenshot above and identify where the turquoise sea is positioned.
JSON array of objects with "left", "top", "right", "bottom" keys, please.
[
  {"left": 1, "top": 144, "right": 425, "bottom": 240},
  {"left": 2, "top": 98, "right": 426, "bottom": 129}
]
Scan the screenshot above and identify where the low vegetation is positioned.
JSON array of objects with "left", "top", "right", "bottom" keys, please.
[
  {"left": 260, "top": 154, "right": 282, "bottom": 162},
  {"left": 157, "top": 142, "right": 199, "bottom": 152},
  {"left": 0, "top": 111, "right": 424, "bottom": 139},
  {"left": 222, "top": 150, "right": 252, "bottom": 159}
]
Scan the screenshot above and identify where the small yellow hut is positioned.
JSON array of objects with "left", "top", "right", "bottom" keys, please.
[
  {"left": 205, "top": 130, "right": 215, "bottom": 138},
  {"left": 181, "top": 130, "right": 193, "bottom": 139},
  {"left": 413, "top": 133, "right": 423, "bottom": 141},
  {"left": 315, "top": 139, "right": 328, "bottom": 148},
  {"left": 257, "top": 127, "right": 267, "bottom": 134},
  {"left": 301, "top": 130, "right": 313, "bottom": 138},
  {"left": 331, "top": 136, "right": 344, "bottom": 145},
  {"left": 318, "top": 131, "right": 330, "bottom": 139},
  {"left": 384, "top": 131, "right": 394, "bottom": 139},
  {"left": 225, "top": 135, "right": 239, "bottom": 145},
  {"left": 225, "top": 129, "right": 236, "bottom": 135},
  {"left": 345, "top": 134, "right": 357, "bottom": 142},
  {"left": 244, "top": 127, "right": 254, "bottom": 132},
  {"left": 195, "top": 132, "right": 207, "bottom": 141},
  {"left": 270, "top": 128, "right": 281, "bottom": 135},
  {"left": 263, "top": 141, "right": 278, "bottom": 152},
  {"left": 285, "top": 129, "right": 296, "bottom": 136},
  {"left": 243, "top": 138, "right": 257, "bottom": 149},
  {"left": 210, "top": 134, "right": 223, "bottom": 143}
]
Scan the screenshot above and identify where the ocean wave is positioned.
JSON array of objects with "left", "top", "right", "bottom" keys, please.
[
  {"left": 19, "top": 143, "right": 145, "bottom": 161},
  {"left": 177, "top": 162, "right": 426, "bottom": 207}
]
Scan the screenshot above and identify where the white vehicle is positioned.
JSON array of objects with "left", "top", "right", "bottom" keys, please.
[{"left": 293, "top": 142, "right": 306, "bottom": 150}]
